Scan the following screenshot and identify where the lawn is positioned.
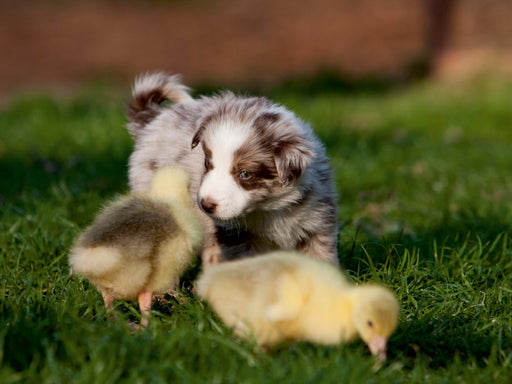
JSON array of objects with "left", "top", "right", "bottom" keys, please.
[{"left": 1, "top": 75, "right": 512, "bottom": 383}]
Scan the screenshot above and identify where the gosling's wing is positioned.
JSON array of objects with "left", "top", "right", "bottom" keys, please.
[
  {"left": 264, "top": 273, "right": 303, "bottom": 322},
  {"left": 79, "top": 197, "right": 179, "bottom": 258}
]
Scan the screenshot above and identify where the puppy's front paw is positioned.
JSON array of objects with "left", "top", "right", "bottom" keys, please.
[{"left": 201, "top": 242, "right": 223, "bottom": 267}]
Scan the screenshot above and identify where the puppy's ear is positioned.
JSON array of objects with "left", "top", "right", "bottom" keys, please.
[
  {"left": 254, "top": 112, "right": 315, "bottom": 186},
  {"left": 192, "top": 113, "right": 216, "bottom": 149},
  {"left": 274, "top": 134, "right": 315, "bottom": 186},
  {"left": 191, "top": 127, "right": 202, "bottom": 149}
]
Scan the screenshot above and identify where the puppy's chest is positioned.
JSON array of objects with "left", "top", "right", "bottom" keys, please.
[
  {"left": 215, "top": 217, "right": 307, "bottom": 259},
  {"left": 215, "top": 226, "right": 273, "bottom": 259}
]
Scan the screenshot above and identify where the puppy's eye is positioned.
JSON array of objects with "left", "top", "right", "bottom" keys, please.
[
  {"left": 204, "top": 157, "right": 212, "bottom": 171},
  {"left": 239, "top": 170, "right": 252, "bottom": 180},
  {"left": 367, "top": 320, "right": 374, "bottom": 328}
]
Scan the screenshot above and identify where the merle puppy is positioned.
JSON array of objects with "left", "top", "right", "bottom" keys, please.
[{"left": 127, "top": 72, "right": 339, "bottom": 266}]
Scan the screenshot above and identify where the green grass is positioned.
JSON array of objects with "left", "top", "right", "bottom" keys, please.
[{"left": 2, "top": 75, "right": 512, "bottom": 383}]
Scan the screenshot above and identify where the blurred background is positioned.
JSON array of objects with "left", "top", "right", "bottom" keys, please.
[{"left": 1, "top": 0, "right": 512, "bottom": 100}]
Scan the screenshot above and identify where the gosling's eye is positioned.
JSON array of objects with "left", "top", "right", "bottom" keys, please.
[
  {"left": 239, "top": 170, "right": 252, "bottom": 180},
  {"left": 367, "top": 320, "right": 374, "bottom": 328}
]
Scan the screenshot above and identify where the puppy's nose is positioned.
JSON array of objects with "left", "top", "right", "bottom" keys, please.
[{"left": 200, "top": 197, "right": 218, "bottom": 214}]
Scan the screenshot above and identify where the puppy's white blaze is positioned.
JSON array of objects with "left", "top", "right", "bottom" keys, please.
[
  {"left": 209, "top": 120, "right": 250, "bottom": 158},
  {"left": 198, "top": 122, "right": 252, "bottom": 220}
]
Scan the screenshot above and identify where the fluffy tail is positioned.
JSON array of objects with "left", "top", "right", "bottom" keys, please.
[
  {"left": 69, "top": 246, "right": 122, "bottom": 278},
  {"left": 127, "top": 72, "right": 194, "bottom": 138}
]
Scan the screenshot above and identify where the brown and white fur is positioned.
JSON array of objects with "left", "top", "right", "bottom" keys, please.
[{"left": 127, "top": 72, "right": 339, "bottom": 267}]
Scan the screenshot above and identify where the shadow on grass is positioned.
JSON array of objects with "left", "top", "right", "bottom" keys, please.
[
  {"left": 340, "top": 211, "right": 512, "bottom": 270},
  {"left": 0, "top": 151, "right": 130, "bottom": 203},
  {"left": 1, "top": 307, "right": 68, "bottom": 372},
  {"left": 390, "top": 314, "right": 512, "bottom": 369},
  {"left": 193, "top": 66, "right": 423, "bottom": 98}
]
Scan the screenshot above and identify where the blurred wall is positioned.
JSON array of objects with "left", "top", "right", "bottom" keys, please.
[{"left": 0, "top": 0, "right": 511, "bottom": 98}]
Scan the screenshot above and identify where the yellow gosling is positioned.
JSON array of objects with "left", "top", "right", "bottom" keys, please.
[
  {"left": 69, "top": 166, "right": 203, "bottom": 327},
  {"left": 196, "top": 250, "right": 399, "bottom": 360}
]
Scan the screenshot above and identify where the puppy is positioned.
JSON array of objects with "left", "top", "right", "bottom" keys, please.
[{"left": 127, "top": 72, "right": 339, "bottom": 266}]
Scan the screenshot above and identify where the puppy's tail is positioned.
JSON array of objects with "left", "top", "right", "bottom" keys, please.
[{"left": 127, "top": 72, "right": 193, "bottom": 138}]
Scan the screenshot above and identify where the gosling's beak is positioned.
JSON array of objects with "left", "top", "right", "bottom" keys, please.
[{"left": 367, "top": 336, "right": 388, "bottom": 361}]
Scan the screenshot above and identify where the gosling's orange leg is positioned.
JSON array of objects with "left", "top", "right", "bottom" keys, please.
[
  {"left": 137, "top": 289, "right": 153, "bottom": 327},
  {"left": 101, "top": 291, "right": 116, "bottom": 320}
]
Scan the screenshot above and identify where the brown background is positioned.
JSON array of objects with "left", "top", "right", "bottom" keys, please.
[{"left": 1, "top": 0, "right": 512, "bottom": 100}]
